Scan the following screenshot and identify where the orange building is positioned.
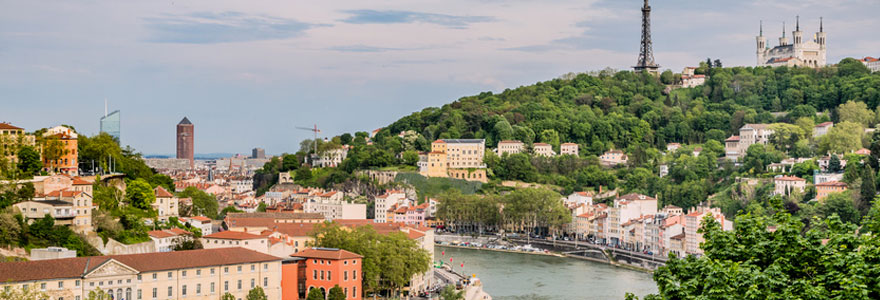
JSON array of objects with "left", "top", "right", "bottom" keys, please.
[
  {"left": 42, "top": 126, "right": 78, "bottom": 176},
  {"left": 283, "top": 247, "right": 363, "bottom": 300},
  {"left": 816, "top": 181, "right": 848, "bottom": 201}
]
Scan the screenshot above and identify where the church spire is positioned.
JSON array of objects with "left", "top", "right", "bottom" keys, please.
[
  {"left": 796, "top": 15, "right": 800, "bottom": 31},
  {"left": 820, "top": 17, "right": 823, "bottom": 32},
  {"left": 782, "top": 22, "right": 786, "bottom": 37},
  {"left": 759, "top": 20, "right": 763, "bottom": 36}
]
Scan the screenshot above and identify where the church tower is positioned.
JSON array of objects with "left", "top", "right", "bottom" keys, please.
[
  {"left": 816, "top": 17, "right": 827, "bottom": 66},
  {"left": 778, "top": 22, "right": 789, "bottom": 46},
  {"left": 793, "top": 16, "right": 803, "bottom": 46},
  {"left": 756, "top": 21, "right": 766, "bottom": 65}
]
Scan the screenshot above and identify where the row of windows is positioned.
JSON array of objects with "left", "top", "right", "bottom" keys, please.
[{"left": 312, "top": 269, "right": 357, "bottom": 281}]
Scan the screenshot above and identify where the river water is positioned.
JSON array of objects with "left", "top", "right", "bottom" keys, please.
[{"left": 436, "top": 246, "right": 658, "bottom": 300}]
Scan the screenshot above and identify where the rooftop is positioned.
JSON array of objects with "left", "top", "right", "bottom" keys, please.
[{"left": 291, "top": 248, "right": 362, "bottom": 260}]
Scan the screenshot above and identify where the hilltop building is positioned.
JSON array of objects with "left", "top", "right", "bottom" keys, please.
[
  {"left": 496, "top": 140, "right": 524, "bottom": 156},
  {"left": 533, "top": 143, "right": 556, "bottom": 157},
  {"left": 860, "top": 56, "right": 880, "bottom": 72},
  {"left": 560, "top": 143, "right": 579, "bottom": 155},
  {"left": 725, "top": 124, "right": 775, "bottom": 161},
  {"left": 176, "top": 117, "right": 194, "bottom": 169},
  {"left": 420, "top": 139, "right": 487, "bottom": 183},
  {"left": 756, "top": 17, "right": 827, "bottom": 67}
]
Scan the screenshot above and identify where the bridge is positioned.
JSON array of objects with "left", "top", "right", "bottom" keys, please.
[{"left": 507, "top": 237, "right": 667, "bottom": 270}]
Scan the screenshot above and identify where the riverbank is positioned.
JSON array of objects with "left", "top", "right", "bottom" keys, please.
[{"left": 436, "top": 234, "right": 660, "bottom": 273}]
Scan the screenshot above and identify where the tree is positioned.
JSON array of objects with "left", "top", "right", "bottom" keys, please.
[
  {"left": 247, "top": 286, "right": 268, "bottom": 300},
  {"left": 713, "top": 59, "right": 722, "bottom": 68},
  {"left": 0, "top": 212, "right": 22, "bottom": 246},
  {"left": 340, "top": 133, "right": 353, "bottom": 145},
  {"left": 177, "top": 187, "right": 219, "bottom": 219},
  {"left": 659, "top": 70, "right": 674, "bottom": 85},
  {"left": 439, "top": 285, "right": 464, "bottom": 300},
  {"left": 257, "top": 202, "right": 267, "bottom": 212},
  {"left": 16, "top": 146, "right": 41, "bottom": 177},
  {"left": 819, "top": 191, "right": 861, "bottom": 224},
  {"left": 221, "top": 293, "right": 236, "bottom": 300},
  {"left": 828, "top": 154, "right": 842, "bottom": 173},
  {"left": 818, "top": 121, "right": 864, "bottom": 154},
  {"left": 171, "top": 237, "right": 203, "bottom": 251},
  {"left": 126, "top": 178, "right": 155, "bottom": 210},
  {"left": 402, "top": 150, "right": 419, "bottom": 166},
  {"left": 327, "top": 285, "right": 346, "bottom": 300},
  {"left": 295, "top": 166, "right": 313, "bottom": 182},
  {"left": 493, "top": 119, "right": 514, "bottom": 142},
  {"left": 306, "top": 287, "right": 325, "bottom": 300},
  {"left": 838, "top": 57, "right": 871, "bottom": 77},
  {"left": 85, "top": 290, "right": 109, "bottom": 300},
  {"left": 861, "top": 166, "right": 877, "bottom": 213},
  {"left": 837, "top": 101, "right": 874, "bottom": 127}
]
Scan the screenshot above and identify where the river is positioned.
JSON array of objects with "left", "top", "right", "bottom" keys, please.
[{"left": 435, "top": 246, "right": 658, "bottom": 300}]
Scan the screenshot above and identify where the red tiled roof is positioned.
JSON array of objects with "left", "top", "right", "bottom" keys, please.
[
  {"left": 72, "top": 177, "right": 92, "bottom": 185},
  {"left": 203, "top": 230, "right": 264, "bottom": 240},
  {"left": 433, "top": 140, "right": 445, "bottom": 143},
  {"left": 816, "top": 181, "right": 847, "bottom": 187},
  {"left": 670, "top": 233, "right": 686, "bottom": 240},
  {"left": 148, "top": 228, "right": 191, "bottom": 239},
  {"left": 188, "top": 216, "right": 212, "bottom": 222},
  {"left": 407, "top": 231, "right": 425, "bottom": 239},
  {"left": 46, "top": 190, "right": 83, "bottom": 198},
  {"left": 860, "top": 56, "right": 879, "bottom": 63},
  {"left": 816, "top": 122, "right": 833, "bottom": 127},
  {"left": 291, "top": 248, "right": 363, "bottom": 260},
  {"left": 533, "top": 143, "right": 550, "bottom": 146},
  {"left": 725, "top": 135, "right": 740, "bottom": 142},
  {"left": 498, "top": 140, "right": 523, "bottom": 144},
  {"left": 154, "top": 186, "right": 175, "bottom": 198},
  {"left": 0, "top": 123, "right": 24, "bottom": 130},
  {"left": 561, "top": 143, "right": 577, "bottom": 146},
  {"left": 617, "top": 193, "right": 656, "bottom": 201}
]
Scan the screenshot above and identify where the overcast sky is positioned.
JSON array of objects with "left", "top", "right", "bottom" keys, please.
[{"left": 2, "top": 0, "right": 878, "bottom": 155}]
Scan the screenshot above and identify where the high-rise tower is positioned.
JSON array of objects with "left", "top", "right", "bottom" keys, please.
[
  {"left": 176, "top": 117, "right": 194, "bottom": 169},
  {"left": 633, "top": 0, "right": 659, "bottom": 74}
]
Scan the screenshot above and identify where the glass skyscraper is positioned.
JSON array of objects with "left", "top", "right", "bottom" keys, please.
[{"left": 100, "top": 110, "right": 121, "bottom": 142}]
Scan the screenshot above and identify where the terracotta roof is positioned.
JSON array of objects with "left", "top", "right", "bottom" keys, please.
[
  {"left": 561, "top": 143, "right": 578, "bottom": 146},
  {"left": 498, "top": 140, "right": 523, "bottom": 144},
  {"left": 433, "top": 139, "right": 445, "bottom": 143},
  {"left": 670, "top": 233, "right": 686, "bottom": 240},
  {"left": 0, "top": 123, "right": 24, "bottom": 130},
  {"left": 227, "top": 212, "right": 324, "bottom": 220},
  {"left": 154, "top": 186, "right": 175, "bottom": 198},
  {"left": 816, "top": 181, "right": 847, "bottom": 187},
  {"left": 148, "top": 228, "right": 191, "bottom": 239},
  {"left": 407, "top": 231, "right": 425, "bottom": 239},
  {"left": 855, "top": 148, "right": 871, "bottom": 155},
  {"left": 725, "top": 135, "right": 740, "bottom": 142},
  {"left": 533, "top": 143, "right": 551, "bottom": 146},
  {"left": 72, "top": 177, "right": 92, "bottom": 185},
  {"left": 775, "top": 176, "right": 805, "bottom": 182},
  {"left": 0, "top": 248, "right": 280, "bottom": 283},
  {"left": 203, "top": 230, "right": 265, "bottom": 240},
  {"left": 292, "top": 248, "right": 363, "bottom": 260},
  {"left": 188, "top": 216, "right": 212, "bottom": 222},
  {"left": 816, "top": 122, "right": 833, "bottom": 127},
  {"left": 45, "top": 189, "right": 83, "bottom": 198},
  {"left": 686, "top": 211, "right": 704, "bottom": 217},
  {"left": 860, "top": 57, "right": 879, "bottom": 63}
]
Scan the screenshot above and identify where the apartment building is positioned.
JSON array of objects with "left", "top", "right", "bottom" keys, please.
[
  {"left": 420, "top": 139, "right": 487, "bottom": 183},
  {"left": 149, "top": 228, "right": 192, "bottom": 252},
  {"left": 0, "top": 122, "right": 36, "bottom": 170},
  {"left": 725, "top": 124, "right": 774, "bottom": 161},
  {"left": 287, "top": 248, "right": 363, "bottom": 300},
  {"left": 816, "top": 181, "right": 848, "bottom": 201},
  {"left": 600, "top": 149, "right": 628, "bottom": 166},
  {"left": 373, "top": 190, "right": 409, "bottom": 223},
  {"left": 560, "top": 143, "right": 579, "bottom": 156},
  {"left": 533, "top": 143, "right": 556, "bottom": 157},
  {"left": 0, "top": 248, "right": 283, "bottom": 300},
  {"left": 202, "top": 230, "right": 295, "bottom": 258},
  {"left": 42, "top": 126, "right": 79, "bottom": 176},
  {"left": 773, "top": 176, "right": 806, "bottom": 196},
  {"left": 303, "top": 191, "right": 367, "bottom": 220},
  {"left": 814, "top": 122, "right": 833, "bottom": 137},
  {"left": 496, "top": 140, "right": 524, "bottom": 156}
]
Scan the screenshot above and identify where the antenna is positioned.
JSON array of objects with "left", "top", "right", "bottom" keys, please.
[{"left": 782, "top": 21, "right": 786, "bottom": 38}]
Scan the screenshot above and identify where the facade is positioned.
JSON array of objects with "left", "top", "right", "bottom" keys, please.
[
  {"left": 153, "top": 186, "right": 180, "bottom": 221},
  {"left": 756, "top": 17, "right": 826, "bottom": 67},
  {"left": 600, "top": 149, "right": 628, "bottom": 166},
  {"left": 287, "top": 248, "right": 363, "bottom": 300},
  {"left": 680, "top": 67, "right": 706, "bottom": 88},
  {"left": 773, "top": 176, "right": 806, "bottom": 196},
  {"left": 303, "top": 191, "right": 367, "bottom": 220},
  {"left": 201, "top": 231, "right": 295, "bottom": 258},
  {"left": 100, "top": 110, "right": 121, "bottom": 142},
  {"left": 314, "top": 146, "right": 349, "bottom": 168},
  {"left": 1, "top": 123, "right": 36, "bottom": 170},
  {"left": 496, "top": 140, "right": 524, "bottom": 156},
  {"left": 419, "top": 139, "right": 487, "bottom": 183},
  {"left": 149, "top": 228, "right": 192, "bottom": 252},
  {"left": 252, "top": 148, "right": 266, "bottom": 159},
  {"left": 814, "top": 172, "right": 844, "bottom": 185},
  {"left": 684, "top": 206, "right": 727, "bottom": 256},
  {"left": 533, "top": 143, "right": 556, "bottom": 157},
  {"left": 814, "top": 122, "right": 833, "bottom": 137},
  {"left": 816, "top": 181, "right": 848, "bottom": 201},
  {"left": 560, "top": 143, "right": 579, "bottom": 156},
  {"left": 183, "top": 216, "right": 214, "bottom": 236},
  {"left": 43, "top": 126, "right": 79, "bottom": 176},
  {"left": 0, "top": 248, "right": 283, "bottom": 300},
  {"left": 373, "top": 190, "right": 409, "bottom": 223},
  {"left": 725, "top": 124, "right": 774, "bottom": 161},
  {"left": 176, "top": 117, "right": 194, "bottom": 169},
  {"left": 859, "top": 56, "right": 880, "bottom": 72},
  {"left": 16, "top": 188, "right": 93, "bottom": 234}
]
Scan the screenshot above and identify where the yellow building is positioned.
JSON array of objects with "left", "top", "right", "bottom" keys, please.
[
  {"left": 1, "top": 122, "right": 36, "bottom": 172},
  {"left": 419, "top": 139, "right": 487, "bottom": 183},
  {"left": 0, "top": 248, "right": 283, "bottom": 300}
]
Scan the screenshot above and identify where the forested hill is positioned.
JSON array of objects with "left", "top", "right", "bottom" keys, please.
[{"left": 380, "top": 58, "right": 879, "bottom": 154}]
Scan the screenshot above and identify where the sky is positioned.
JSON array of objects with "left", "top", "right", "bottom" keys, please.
[{"left": 2, "top": 0, "right": 878, "bottom": 155}]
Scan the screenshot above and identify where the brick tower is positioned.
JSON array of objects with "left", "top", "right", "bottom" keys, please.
[{"left": 176, "top": 117, "right": 194, "bottom": 169}]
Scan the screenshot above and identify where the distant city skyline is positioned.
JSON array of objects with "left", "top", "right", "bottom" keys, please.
[{"left": 2, "top": 0, "right": 878, "bottom": 154}]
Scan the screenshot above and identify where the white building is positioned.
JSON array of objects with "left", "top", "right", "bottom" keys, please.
[
  {"left": 314, "top": 146, "right": 349, "bottom": 168},
  {"left": 860, "top": 56, "right": 880, "bottom": 72},
  {"left": 681, "top": 67, "right": 707, "bottom": 88},
  {"left": 148, "top": 228, "right": 192, "bottom": 252},
  {"left": 303, "top": 191, "right": 367, "bottom": 220},
  {"left": 756, "top": 17, "right": 826, "bottom": 67},
  {"left": 773, "top": 176, "right": 806, "bottom": 196},
  {"left": 814, "top": 122, "right": 833, "bottom": 137},
  {"left": 182, "top": 216, "right": 214, "bottom": 236},
  {"left": 496, "top": 140, "right": 524, "bottom": 156},
  {"left": 533, "top": 143, "right": 556, "bottom": 157},
  {"left": 560, "top": 143, "right": 579, "bottom": 156},
  {"left": 725, "top": 124, "right": 775, "bottom": 161},
  {"left": 373, "top": 190, "right": 410, "bottom": 223}
]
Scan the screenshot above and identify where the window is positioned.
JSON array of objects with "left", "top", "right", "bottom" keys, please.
[
  {"left": 224, "top": 267, "right": 229, "bottom": 274},
  {"left": 263, "top": 277, "right": 267, "bottom": 287},
  {"left": 76, "top": 297, "right": 81, "bottom": 300},
  {"left": 353, "top": 286, "right": 356, "bottom": 296},
  {"left": 152, "top": 288, "right": 157, "bottom": 299},
  {"left": 167, "top": 272, "right": 172, "bottom": 279},
  {"left": 237, "top": 266, "right": 242, "bottom": 273},
  {"left": 168, "top": 287, "right": 172, "bottom": 297},
  {"left": 196, "top": 284, "right": 201, "bottom": 295},
  {"left": 224, "top": 281, "right": 228, "bottom": 291},
  {"left": 313, "top": 270, "right": 317, "bottom": 280},
  {"left": 118, "top": 280, "right": 122, "bottom": 285},
  {"left": 320, "top": 270, "right": 325, "bottom": 280},
  {"left": 182, "top": 271, "right": 187, "bottom": 278},
  {"left": 153, "top": 273, "right": 157, "bottom": 281},
  {"left": 251, "top": 264, "right": 255, "bottom": 272},
  {"left": 250, "top": 279, "right": 255, "bottom": 288},
  {"left": 196, "top": 269, "right": 201, "bottom": 277},
  {"left": 41, "top": 283, "right": 46, "bottom": 291},
  {"left": 263, "top": 263, "right": 268, "bottom": 270},
  {"left": 90, "top": 282, "right": 94, "bottom": 287},
  {"left": 328, "top": 271, "right": 331, "bottom": 281},
  {"left": 58, "top": 281, "right": 63, "bottom": 289},
  {"left": 353, "top": 260, "right": 357, "bottom": 264},
  {"left": 353, "top": 270, "right": 357, "bottom": 280},
  {"left": 345, "top": 288, "right": 348, "bottom": 297},
  {"left": 182, "top": 285, "right": 187, "bottom": 296},
  {"left": 344, "top": 271, "right": 348, "bottom": 281},
  {"left": 211, "top": 268, "right": 215, "bottom": 275},
  {"left": 211, "top": 282, "right": 215, "bottom": 294},
  {"left": 138, "top": 289, "right": 142, "bottom": 300},
  {"left": 137, "top": 275, "right": 142, "bottom": 281},
  {"left": 237, "top": 280, "right": 242, "bottom": 290},
  {"left": 126, "top": 288, "right": 131, "bottom": 300},
  {"left": 76, "top": 280, "right": 80, "bottom": 287}
]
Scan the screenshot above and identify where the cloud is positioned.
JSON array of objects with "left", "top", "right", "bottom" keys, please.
[
  {"left": 339, "top": 10, "right": 495, "bottom": 29},
  {"left": 144, "top": 11, "right": 322, "bottom": 43},
  {"left": 326, "top": 45, "right": 403, "bottom": 53}
]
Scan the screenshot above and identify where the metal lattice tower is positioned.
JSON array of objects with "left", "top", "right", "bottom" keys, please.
[{"left": 633, "top": 0, "right": 659, "bottom": 73}]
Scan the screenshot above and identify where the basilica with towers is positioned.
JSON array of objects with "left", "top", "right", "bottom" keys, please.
[{"left": 756, "top": 17, "right": 826, "bottom": 67}]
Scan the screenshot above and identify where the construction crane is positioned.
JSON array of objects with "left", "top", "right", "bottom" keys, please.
[{"left": 296, "top": 124, "right": 321, "bottom": 154}]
